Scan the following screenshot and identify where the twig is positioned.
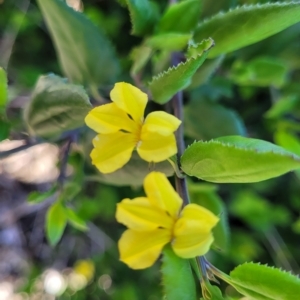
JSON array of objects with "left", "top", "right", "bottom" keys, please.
[
  {"left": 57, "top": 132, "right": 77, "bottom": 185},
  {"left": 0, "top": 193, "right": 57, "bottom": 228},
  {"left": 0, "top": 140, "right": 41, "bottom": 159}
]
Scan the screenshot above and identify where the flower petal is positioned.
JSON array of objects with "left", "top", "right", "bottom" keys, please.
[
  {"left": 143, "top": 172, "right": 182, "bottom": 219},
  {"left": 85, "top": 103, "right": 138, "bottom": 134},
  {"left": 179, "top": 204, "right": 219, "bottom": 232},
  {"left": 137, "top": 132, "right": 177, "bottom": 162},
  {"left": 91, "top": 132, "right": 136, "bottom": 173},
  {"left": 143, "top": 111, "right": 181, "bottom": 136},
  {"left": 118, "top": 229, "right": 170, "bottom": 269},
  {"left": 116, "top": 197, "right": 174, "bottom": 231},
  {"left": 110, "top": 82, "right": 147, "bottom": 123},
  {"left": 172, "top": 232, "right": 214, "bottom": 258},
  {"left": 172, "top": 204, "right": 219, "bottom": 258}
]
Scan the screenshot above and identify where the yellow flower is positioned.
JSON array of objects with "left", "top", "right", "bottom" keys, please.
[
  {"left": 85, "top": 82, "right": 181, "bottom": 173},
  {"left": 116, "top": 172, "right": 219, "bottom": 269}
]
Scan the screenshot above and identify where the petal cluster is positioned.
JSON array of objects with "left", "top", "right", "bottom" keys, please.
[
  {"left": 116, "top": 172, "right": 219, "bottom": 269},
  {"left": 85, "top": 82, "right": 181, "bottom": 173}
]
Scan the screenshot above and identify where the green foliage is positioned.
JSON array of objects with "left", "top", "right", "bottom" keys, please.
[
  {"left": 194, "top": 2, "right": 300, "bottom": 58},
  {"left": 145, "top": 33, "right": 192, "bottom": 51},
  {"left": 46, "top": 202, "right": 67, "bottom": 246},
  {"left": 3, "top": 0, "right": 300, "bottom": 298},
  {"left": 60, "top": 181, "right": 82, "bottom": 202},
  {"left": 0, "top": 68, "right": 8, "bottom": 141},
  {"left": 189, "top": 56, "right": 224, "bottom": 90},
  {"left": 161, "top": 245, "right": 196, "bottom": 300},
  {"left": 125, "top": 0, "right": 159, "bottom": 35},
  {"left": 201, "top": 281, "right": 225, "bottom": 300},
  {"left": 130, "top": 44, "right": 153, "bottom": 76},
  {"left": 230, "top": 190, "right": 291, "bottom": 231},
  {"left": 229, "top": 263, "right": 300, "bottom": 300},
  {"left": 158, "top": 0, "right": 201, "bottom": 33},
  {"left": 24, "top": 74, "right": 92, "bottom": 138},
  {"left": 149, "top": 38, "right": 214, "bottom": 104},
  {"left": 77, "top": 184, "right": 119, "bottom": 222},
  {"left": 0, "top": 67, "right": 7, "bottom": 109},
  {"left": 229, "top": 231, "right": 263, "bottom": 264},
  {"left": 27, "top": 186, "right": 57, "bottom": 204},
  {"left": 264, "top": 95, "right": 299, "bottom": 119},
  {"left": 0, "top": 120, "right": 10, "bottom": 141},
  {"left": 181, "top": 136, "right": 300, "bottom": 183},
  {"left": 274, "top": 129, "right": 300, "bottom": 156},
  {"left": 230, "top": 57, "right": 288, "bottom": 88},
  {"left": 184, "top": 98, "right": 246, "bottom": 140},
  {"left": 64, "top": 207, "right": 88, "bottom": 231},
  {"left": 36, "top": 0, "right": 120, "bottom": 88}
]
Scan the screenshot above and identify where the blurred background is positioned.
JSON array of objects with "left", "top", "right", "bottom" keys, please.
[{"left": 1, "top": 0, "right": 300, "bottom": 299}]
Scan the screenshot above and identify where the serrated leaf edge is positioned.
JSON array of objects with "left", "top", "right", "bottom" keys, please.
[
  {"left": 31, "top": 74, "right": 91, "bottom": 106},
  {"left": 125, "top": 0, "right": 155, "bottom": 35},
  {"left": 196, "top": 2, "right": 300, "bottom": 30},
  {"left": 231, "top": 262, "right": 300, "bottom": 282},
  {"left": 183, "top": 139, "right": 300, "bottom": 161},
  {"left": 149, "top": 38, "right": 214, "bottom": 85}
]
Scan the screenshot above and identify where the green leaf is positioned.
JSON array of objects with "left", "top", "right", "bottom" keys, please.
[
  {"left": 152, "top": 50, "right": 171, "bottom": 74},
  {"left": 145, "top": 33, "right": 192, "bottom": 51},
  {"left": 229, "top": 231, "right": 263, "bottom": 264},
  {"left": 87, "top": 152, "right": 174, "bottom": 187},
  {"left": 161, "top": 245, "right": 196, "bottom": 300},
  {"left": 125, "top": 0, "right": 158, "bottom": 35},
  {"left": 24, "top": 74, "right": 92, "bottom": 138},
  {"left": 27, "top": 186, "right": 56, "bottom": 204},
  {"left": 184, "top": 99, "right": 246, "bottom": 140},
  {"left": 130, "top": 45, "right": 152, "bottom": 76},
  {"left": 0, "top": 67, "right": 7, "bottom": 109},
  {"left": 188, "top": 56, "right": 224, "bottom": 90},
  {"left": 149, "top": 38, "right": 214, "bottom": 104},
  {"left": 181, "top": 136, "right": 300, "bottom": 183},
  {"left": 190, "top": 76, "right": 233, "bottom": 101},
  {"left": 36, "top": 0, "right": 119, "bottom": 87},
  {"left": 230, "top": 190, "right": 291, "bottom": 231},
  {"left": 0, "top": 120, "right": 10, "bottom": 142},
  {"left": 264, "top": 95, "right": 299, "bottom": 119},
  {"left": 229, "top": 263, "right": 300, "bottom": 300},
  {"left": 64, "top": 207, "right": 88, "bottom": 231},
  {"left": 230, "top": 57, "right": 288, "bottom": 88},
  {"left": 158, "top": 0, "right": 201, "bottom": 33},
  {"left": 194, "top": 2, "right": 300, "bottom": 58},
  {"left": 202, "top": 283, "right": 225, "bottom": 300},
  {"left": 60, "top": 181, "right": 82, "bottom": 202},
  {"left": 46, "top": 202, "right": 67, "bottom": 246},
  {"left": 274, "top": 129, "right": 300, "bottom": 157},
  {"left": 188, "top": 182, "right": 229, "bottom": 251}
]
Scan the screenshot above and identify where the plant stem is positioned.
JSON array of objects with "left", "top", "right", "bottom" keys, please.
[
  {"left": 204, "top": 258, "right": 232, "bottom": 285},
  {"left": 0, "top": 140, "right": 40, "bottom": 159},
  {"left": 171, "top": 93, "right": 190, "bottom": 207},
  {"left": 170, "top": 52, "right": 213, "bottom": 295},
  {"left": 171, "top": 52, "right": 190, "bottom": 206},
  {"left": 57, "top": 132, "right": 77, "bottom": 185}
]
